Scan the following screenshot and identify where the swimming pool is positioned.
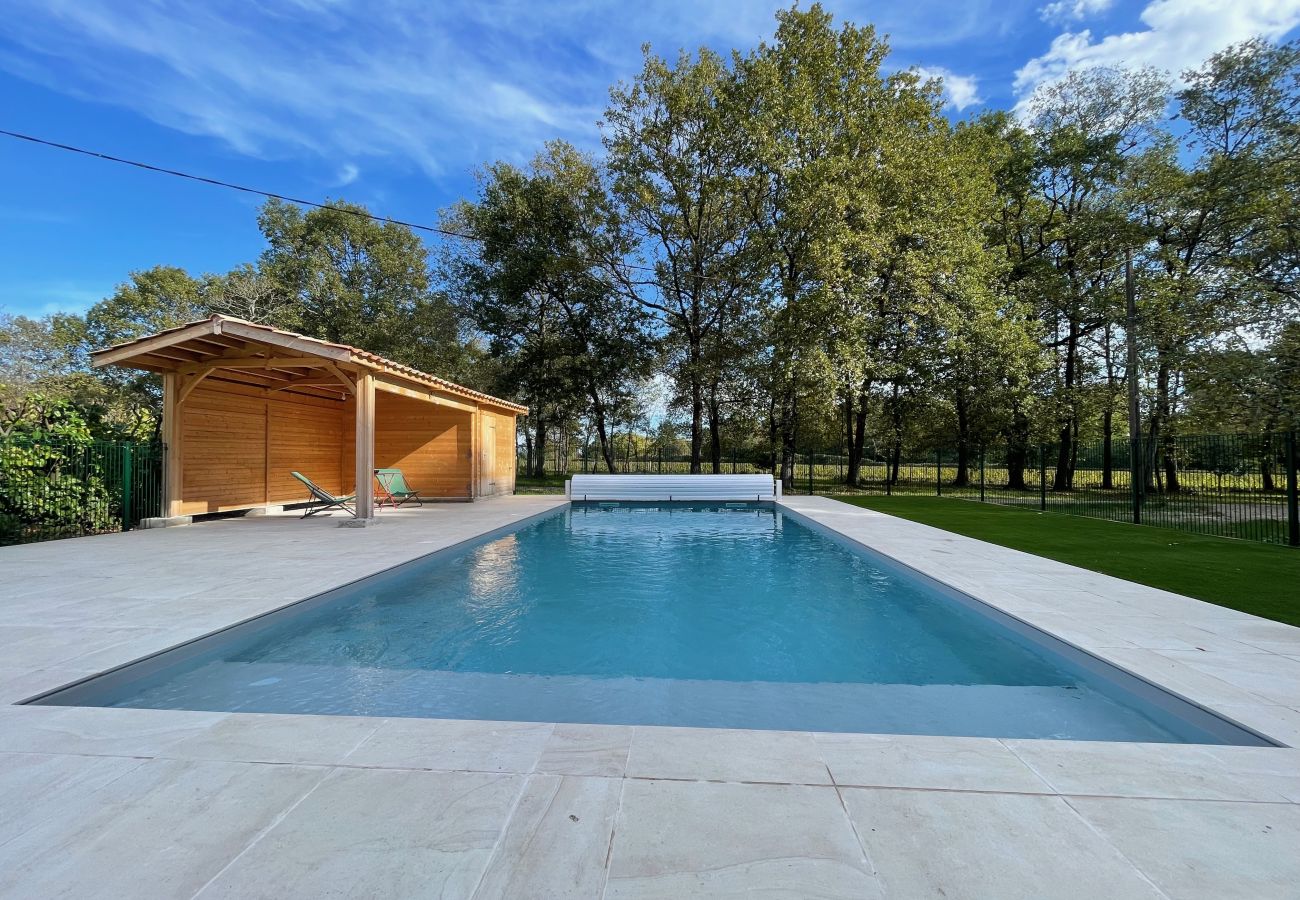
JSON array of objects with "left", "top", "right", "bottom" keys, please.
[{"left": 35, "top": 503, "right": 1269, "bottom": 744}]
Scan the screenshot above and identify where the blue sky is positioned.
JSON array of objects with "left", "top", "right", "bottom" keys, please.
[{"left": 2, "top": 0, "right": 1299, "bottom": 318}]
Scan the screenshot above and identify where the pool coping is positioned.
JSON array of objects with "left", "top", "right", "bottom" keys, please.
[{"left": 2, "top": 494, "right": 1299, "bottom": 897}]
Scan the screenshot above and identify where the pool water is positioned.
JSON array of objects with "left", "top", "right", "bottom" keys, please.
[{"left": 38, "top": 504, "right": 1268, "bottom": 743}]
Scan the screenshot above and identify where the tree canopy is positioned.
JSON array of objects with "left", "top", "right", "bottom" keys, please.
[{"left": 6, "top": 3, "right": 1298, "bottom": 491}]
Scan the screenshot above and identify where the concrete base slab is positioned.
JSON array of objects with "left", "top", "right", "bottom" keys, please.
[
  {"left": 138, "top": 515, "right": 191, "bottom": 529},
  {"left": 243, "top": 505, "right": 283, "bottom": 517}
]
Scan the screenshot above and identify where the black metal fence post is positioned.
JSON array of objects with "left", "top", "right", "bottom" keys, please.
[
  {"left": 120, "top": 443, "right": 134, "bottom": 531},
  {"left": 808, "top": 453, "right": 814, "bottom": 495},
  {"left": 979, "top": 447, "right": 986, "bottom": 503},
  {"left": 1039, "top": 445, "right": 1047, "bottom": 511},
  {"left": 936, "top": 449, "right": 942, "bottom": 497},
  {"left": 1286, "top": 430, "right": 1299, "bottom": 547}
]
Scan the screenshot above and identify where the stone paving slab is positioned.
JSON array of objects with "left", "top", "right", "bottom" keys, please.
[{"left": 0, "top": 494, "right": 1298, "bottom": 897}]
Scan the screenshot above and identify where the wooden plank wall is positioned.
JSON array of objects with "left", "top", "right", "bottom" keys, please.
[
  {"left": 178, "top": 382, "right": 345, "bottom": 515},
  {"left": 179, "top": 380, "right": 508, "bottom": 512},
  {"left": 349, "top": 392, "right": 473, "bottom": 498}
]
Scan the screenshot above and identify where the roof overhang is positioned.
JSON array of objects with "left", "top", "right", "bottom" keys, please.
[{"left": 91, "top": 315, "right": 529, "bottom": 414}]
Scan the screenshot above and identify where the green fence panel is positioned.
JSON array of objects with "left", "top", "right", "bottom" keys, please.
[{"left": 0, "top": 437, "right": 164, "bottom": 546}]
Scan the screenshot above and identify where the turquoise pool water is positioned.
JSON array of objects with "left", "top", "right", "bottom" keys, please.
[{"left": 38, "top": 504, "right": 1267, "bottom": 743}]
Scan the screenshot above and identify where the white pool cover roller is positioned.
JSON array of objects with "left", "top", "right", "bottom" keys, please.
[{"left": 566, "top": 474, "right": 779, "bottom": 501}]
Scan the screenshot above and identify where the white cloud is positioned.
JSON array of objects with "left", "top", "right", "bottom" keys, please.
[
  {"left": 914, "top": 67, "right": 984, "bottom": 110},
  {"left": 1038, "top": 0, "right": 1114, "bottom": 26},
  {"left": 1016, "top": 0, "right": 1300, "bottom": 104},
  {"left": 334, "top": 164, "right": 360, "bottom": 187},
  {"left": 0, "top": 0, "right": 1025, "bottom": 178}
]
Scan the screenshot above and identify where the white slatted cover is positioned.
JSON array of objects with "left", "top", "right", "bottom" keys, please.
[{"left": 567, "top": 474, "right": 777, "bottom": 501}]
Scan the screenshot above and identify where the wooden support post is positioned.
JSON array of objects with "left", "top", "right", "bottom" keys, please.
[
  {"left": 162, "top": 372, "right": 184, "bottom": 517},
  {"left": 354, "top": 372, "right": 376, "bottom": 519}
]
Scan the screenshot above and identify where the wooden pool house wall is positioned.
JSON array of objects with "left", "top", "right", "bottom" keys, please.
[{"left": 92, "top": 315, "right": 526, "bottom": 520}]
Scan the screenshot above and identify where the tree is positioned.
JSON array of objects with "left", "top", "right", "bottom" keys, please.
[
  {"left": 1124, "top": 41, "right": 1298, "bottom": 491},
  {"left": 1178, "top": 39, "right": 1300, "bottom": 311},
  {"left": 735, "top": 4, "right": 892, "bottom": 486},
  {"left": 445, "top": 142, "right": 654, "bottom": 475},
  {"left": 0, "top": 313, "right": 97, "bottom": 437},
  {"left": 257, "top": 199, "right": 463, "bottom": 374},
  {"left": 992, "top": 67, "right": 1168, "bottom": 490},
  {"left": 604, "top": 45, "right": 765, "bottom": 473},
  {"left": 79, "top": 265, "right": 209, "bottom": 438},
  {"left": 204, "top": 264, "right": 297, "bottom": 328}
]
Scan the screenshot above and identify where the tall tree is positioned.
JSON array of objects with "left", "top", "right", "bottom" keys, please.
[
  {"left": 996, "top": 67, "right": 1168, "bottom": 490},
  {"left": 604, "top": 45, "right": 764, "bottom": 473},
  {"left": 257, "top": 199, "right": 462, "bottom": 374},
  {"left": 446, "top": 142, "right": 654, "bottom": 474}
]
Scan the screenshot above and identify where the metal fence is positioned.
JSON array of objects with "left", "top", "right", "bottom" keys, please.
[
  {"left": 0, "top": 437, "right": 164, "bottom": 546},
  {"left": 795, "top": 431, "right": 1299, "bottom": 547},
  {"left": 520, "top": 431, "right": 1299, "bottom": 547}
]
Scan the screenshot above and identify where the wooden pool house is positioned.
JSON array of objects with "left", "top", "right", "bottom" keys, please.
[{"left": 92, "top": 315, "right": 526, "bottom": 521}]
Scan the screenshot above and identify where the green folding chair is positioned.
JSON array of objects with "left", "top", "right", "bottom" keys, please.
[
  {"left": 374, "top": 468, "right": 423, "bottom": 509},
  {"left": 291, "top": 471, "right": 355, "bottom": 518}
]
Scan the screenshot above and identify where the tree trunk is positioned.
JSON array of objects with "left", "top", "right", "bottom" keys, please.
[
  {"left": 886, "top": 384, "right": 904, "bottom": 485},
  {"left": 954, "top": 393, "right": 970, "bottom": 488},
  {"left": 687, "top": 334, "right": 704, "bottom": 474},
  {"left": 843, "top": 394, "right": 855, "bottom": 484},
  {"left": 1148, "top": 358, "right": 1180, "bottom": 493},
  {"left": 1006, "top": 407, "right": 1029, "bottom": 491},
  {"left": 589, "top": 392, "right": 617, "bottom": 473},
  {"left": 778, "top": 389, "right": 797, "bottom": 490},
  {"left": 532, "top": 416, "right": 547, "bottom": 478},
  {"left": 689, "top": 381, "right": 704, "bottom": 475},
  {"left": 1162, "top": 436, "right": 1180, "bottom": 493},
  {"left": 1053, "top": 424, "right": 1073, "bottom": 491},
  {"left": 1101, "top": 408, "right": 1114, "bottom": 490},
  {"left": 1053, "top": 322, "right": 1080, "bottom": 491},
  {"left": 845, "top": 379, "right": 870, "bottom": 486},
  {"left": 523, "top": 424, "right": 534, "bottom": 480},
  {"left": 707, "top": 383, "right": 722, "bottom": 474},
  {"left": 766, "top": 395, "right": 779, "bottom": 476}
]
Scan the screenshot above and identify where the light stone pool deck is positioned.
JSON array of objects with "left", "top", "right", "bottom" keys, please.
[{"left": 1, "top": 493, "right": 1298, "bottom": 899}]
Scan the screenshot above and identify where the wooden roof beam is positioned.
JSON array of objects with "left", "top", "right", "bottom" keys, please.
[
  {"left": 175, "top": 357, "right": 332, "bottom": 376},
  {"left": 218, "top": 320, "right": 351, "bottom": 362},
  {"left": 375, "top": 376, "right": 476, "bottom": 413},
  {"left": 91, "top": 320, "right": 221, "bottom": 368},
  {"left": 197, "top": 372, "right": 347, "bottom": 401}
]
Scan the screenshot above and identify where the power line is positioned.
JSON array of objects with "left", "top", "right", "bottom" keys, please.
[
  {"left": 0, "top": 128, "right": 461, "bottom": 239},
  {"left": 0, "top": 127, "right": 669, "bottom": 284},
  {"left": 0, "top": 126, "right": 1148, "bottom": 292}
]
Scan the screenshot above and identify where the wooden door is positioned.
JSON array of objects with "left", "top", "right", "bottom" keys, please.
[{"left": 479, "top": 415, "right": 497, "bottom": 496}]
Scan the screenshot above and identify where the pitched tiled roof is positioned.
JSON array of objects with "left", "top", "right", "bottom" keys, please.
[{"left": 91, "top": 314, "right": 528, "bottom": 414}]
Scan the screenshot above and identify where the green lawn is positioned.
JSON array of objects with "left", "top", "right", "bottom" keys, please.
[
  {"left": 831, "top": 495, "right": 1300, "bottom": 627},
  {"left": 514, "top": 473, "right": 568, "bottom": 494}
]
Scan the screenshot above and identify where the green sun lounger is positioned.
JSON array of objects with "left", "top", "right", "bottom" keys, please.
[
  {"left": 374, "top": 468, "right": 423, "bottom": 509},
  {"left": 291, "top": 471, "right": 355, "bottom": 517}
]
